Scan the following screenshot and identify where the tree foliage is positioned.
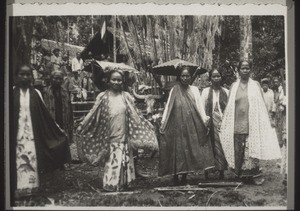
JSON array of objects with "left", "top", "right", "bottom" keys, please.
[
  {"left": 10, "top": 15, "right": 285, "bottom": 85},
  {"left": 252, "top": 16, "right": 285, "bottom": 81}
]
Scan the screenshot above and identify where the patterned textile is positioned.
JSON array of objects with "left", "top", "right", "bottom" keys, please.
[
  {"left": 43, "top": 86, "right": 73, "bottom": 142},
  {"left": 12, "top": 87, "right": 70, "bottom": 205},
  {"left": 202, "top": 87, "right": 229, "bottom": 171},
  {"left": 205, "top": 87, "right": 228, "bottom": 117},
  {"left": 103, "top": 143, "right": 135, "bottom": 192},
  {"left": 16, "top": 89, "right": 39, "bottom": 197},
  {"left": 159, "top": 84, "right": 214, "bottom": 177},
  {"left": 220, "top": 79, "right": 281, "bottom": 169},
  {"left": 77, "top": 91, "right": 158, "bottom": 166},
  {"left": 211, "top": 105, "right": 228, "bottom": 170},
  {"left": 234, "top": 134, "right": 259, "bottom": 177},
  {"left": 16, "top": 135, "right": 39, "bottom": 197}
]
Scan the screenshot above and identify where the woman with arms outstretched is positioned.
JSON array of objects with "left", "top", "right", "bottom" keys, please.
[{"left": 77, "top": 69, "right": 158, "bottom": 192}]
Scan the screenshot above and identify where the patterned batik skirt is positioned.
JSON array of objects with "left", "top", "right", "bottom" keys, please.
[
  {"left": 15, "top": 125, "right": 39, "bottom": 198},
  {"left": 103, "top": 142, "right": 135, "bottom": 192},
  {"left": 234, "top": 134, "right": 260, "bottom": 178},
  {"left": 211, "top": 110, "right": 228, "bottom": 171}
]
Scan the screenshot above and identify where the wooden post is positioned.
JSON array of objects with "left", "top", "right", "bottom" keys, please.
[
  {"left": 113, "top": 15, "right": 117, "bottom": 62},
  {"left": 91, "top": 15, "right": 94, "bottom": 39},
  {"left": 67, "top": 17, "right": 70, "bottom": 44},
  {"left": 240, "top": 16, "right": 252, "bottom": 61}
]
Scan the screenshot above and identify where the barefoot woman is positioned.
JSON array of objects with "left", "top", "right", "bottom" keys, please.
[
  {"left": 220, "top": 60, "right": 281, "bottom": 184},
  {"left": 159, "top": 66, "right": 214, "bottom": 185},
  {"left": 11, "top": 65, "right": 70, "bottom": 205},
  {"left": 202, "top": 69, "right": 229, "bottom": 179},
  {"left": 77, "top": 70, "right": 158, "bottom": 191}
]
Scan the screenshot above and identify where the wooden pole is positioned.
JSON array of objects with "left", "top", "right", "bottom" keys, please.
[
  {"left": 113, "top": 15, "right": 117, "bottom": 62},
  {"left": 67, "top": 17, "right": 70, "bottom": 44},
  {"left": 91, "top": 15, "right": 94, "bottom": 39},
  {"left": 240, "top": 16, "right": 252, "bottom": 61}
]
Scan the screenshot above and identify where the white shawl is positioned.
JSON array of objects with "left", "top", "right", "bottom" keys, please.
[{"left": 220, "top": 78, "right": 281, "bottom": 169}]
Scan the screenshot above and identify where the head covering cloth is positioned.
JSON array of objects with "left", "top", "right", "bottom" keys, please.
[{"left": 51, "top": 70, "right": 64, "bottom": 79}]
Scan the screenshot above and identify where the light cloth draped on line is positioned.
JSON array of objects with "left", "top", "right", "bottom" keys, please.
[
  {"left": 77, "top": 91, "right": 158, "bottom": 166},
  {"left": 159, "top": 84, "right": 214, "bottom": 177},
  {"left": 220, "top": 79, "right": 281, "bottom": 169}
]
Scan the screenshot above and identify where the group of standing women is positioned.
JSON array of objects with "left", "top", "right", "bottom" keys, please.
[
  {"left": 159, "top": 60, "right": 281, "bottom": 186},
  {"left": 10, "top": 59, "right": 283, "bottom": 205}
]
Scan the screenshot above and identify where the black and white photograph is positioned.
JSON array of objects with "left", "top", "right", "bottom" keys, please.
[{"left": 4, "top": 1, "right": 294, "bottom": 210}]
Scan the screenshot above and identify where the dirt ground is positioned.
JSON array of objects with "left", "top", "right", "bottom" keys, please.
[{"left": 15, "top": 152, "right": 287, "bottom": 208}]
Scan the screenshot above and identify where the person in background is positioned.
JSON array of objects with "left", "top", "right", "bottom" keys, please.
[
  {"left": 106, "top": 55, "right": 113, "bottom": 62},
  {"left": 43, "top": 70, "right": 73, "bottom": 144},
  {"left": 42, "top": 50, "right": 53, "bottom": 86},
  {"left": 273, "top": 77, "right": 286, "bottom": 148},
  {"left": 51, "top": 48, "right": 62, "bottom": 72},
  {"left": 159, "top": 66, "right": 213, "bottom": 186},
  {"left": 81, "top": 71, "right": 94, "bottom": 92},
  {"left": 70, "top": 71, "right": 81, "bottom": 89},
  {"left": 219, "top": 60, "right": 281, "bottom": 185},
  {"left": 76, "top": 70, "right": 158, "bottom": 192},
  {"left": 100, "top": 54, "right": 107, "bottom": 61},
  {"left": 201, "top": 68, "right": 229, "bottom": 180},
  {"left": 272, "top": 76, "right": 287, "bottom": 184},
  {"left": 11, "top": 65, "right": 70, "bottom": 205},
  {"left": 65, "top": 71, "right": 82, "bottom": 101},
  {"left": 71, "top": 52, "right": 84, "bottom": 76},
  {"left": 261, "top": 78, "right": 276, "bottom": 123},
  {"left": 60, "top": 54, "right": 70, "bottom": 77}
]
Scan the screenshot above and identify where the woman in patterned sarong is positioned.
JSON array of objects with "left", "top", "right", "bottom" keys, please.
[
  {"left": 159, "top": 67, "right": 214, "bottom": 185},
  {"left": 219, "top": 60, "right": 281, "bottom": 185},
  {"left": 76, "top": 70, "right": 158, "bottom": 192},
  {"left": 202, "top": 69, "right": 228, "bottom": 179}
]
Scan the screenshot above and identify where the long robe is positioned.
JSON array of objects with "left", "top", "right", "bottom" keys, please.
[
  {"left": 11, "top": 87, "right": 70, "bottom": 205},
  {"left": 220, "top": 79, "right": 281, "bottom": 173},
  {"left": 43, "top": 85, "right": 73, "bottom": 143},
  {"left": 202, "top": 87, "right": 228, "bottom": 171},
  {"left": 159, "top": 84, "right": 215, "bottom": 177}
]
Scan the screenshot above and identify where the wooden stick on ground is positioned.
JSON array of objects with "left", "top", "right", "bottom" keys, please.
[
  {"left": 100, "top": 191, "right": 141, "bottom": 196},
  {"left": 198, "top": 181, "right": 243, "bottom": 188},
  {"left": 154, "top": 185, "right": 208, "bottom": 192}
]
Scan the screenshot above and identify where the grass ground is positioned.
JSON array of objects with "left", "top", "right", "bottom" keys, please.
[{"left": 14, "top": 153, "right": 287, "bottom": 208}]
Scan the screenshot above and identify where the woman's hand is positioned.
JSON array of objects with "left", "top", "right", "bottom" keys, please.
[
  {"left": 76, "top": 125, "right": 82, "bottom": 134},
  {"left": 204, "top": 116, "right": 211, "bottom": 128}
]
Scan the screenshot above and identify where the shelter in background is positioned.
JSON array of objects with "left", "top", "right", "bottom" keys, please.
[{"left": 41, "top": 39, "right": 85, "bottom": 59}]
